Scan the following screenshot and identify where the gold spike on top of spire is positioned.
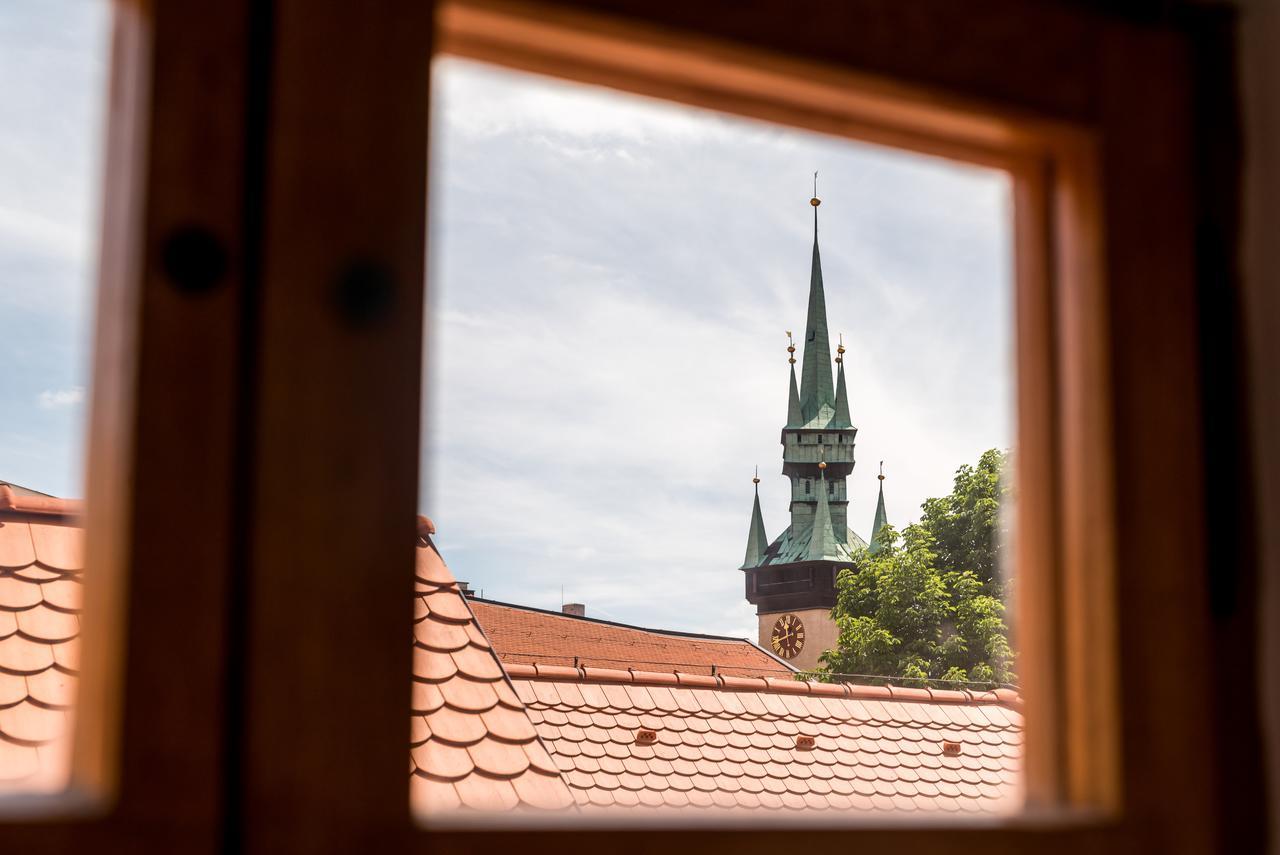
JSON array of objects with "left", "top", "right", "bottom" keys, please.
[
  {"left": 752, "top": 465, "right": 760, "bottom": 485},
  {"left": 879, "top": 460, "right": 885, "bottom": 481},
  {"left": 810, "top": 171, "right": 821, "bottom": 207},
  {"left": 786, "top": 330, "right": 796, "bottom": 364},
  {"left": 836, "top": 332, "right": 845, "bottom": 364}
]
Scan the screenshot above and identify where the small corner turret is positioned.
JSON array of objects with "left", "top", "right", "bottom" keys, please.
[
  {"left": 741, "top": 468, "right": 769, "bottom": 569},
  {"left": 869, "top": 461, "right": 890, "bottom": 554}
]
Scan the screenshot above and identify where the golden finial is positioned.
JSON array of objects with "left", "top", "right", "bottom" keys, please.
[
  {"left": 786, "top": 330, "right": 796, "bottom": 364},
  {"left": 818, "top": 447, "right": 827, "bottom": 471},
  {"left": 810, "top": 171, "right": 821, "bottom": 207},
  {"left": 878, "top": 460, "right": 885, "bottom": 482},
  {"left": 836, "top": 332, "right": 845, "bottom": 364},
  {"left": 752, "top": 465, "right": 760, "bottom": 485}
]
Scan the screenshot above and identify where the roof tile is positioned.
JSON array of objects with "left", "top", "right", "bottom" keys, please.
[
  {"left": 28, "top": 524, "right": 82, "bottom": 571},
  {"left": 0, "top": 700, "right": 65, "bottom": 744},
  {"left": 470, "top": 598, "right": 789, "bottom": 680},
  {"left": 0, "top": 525, "right": 36, "bottom": 569},
  {"left": 0, "top": 739, "right": 40, "bottom": 782},
  {"left": 0, "top": 634, "right": 54, "bottom": 674},
  {"left": 39, "top": 579, "right": 81, "bottom": 613},
  {"left": 505, "top": 661, "right": 1025, "bottom": 815},
  {"left": 0, "top": 576, "right": 42, "bottom": 611}
]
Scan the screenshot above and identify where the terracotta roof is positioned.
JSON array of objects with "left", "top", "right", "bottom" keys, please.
[
  {"left": 0, "top": 492, "right": 82, "bottom": 794},
  {"left": 468, "top": 599, "right": 792, "bottom": 679},
  {"left": 411, "top": 518, "right": 576, "bottom": 814},
  {"left": 0, "top": 508, "right": 1024, "bottom": 817},
  {"left": 508, "top": 665, "right": 1023, "bottom": 814}
]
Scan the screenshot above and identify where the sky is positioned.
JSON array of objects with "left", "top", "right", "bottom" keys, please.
[
  {"left": 426, "top": 59, "right": 1013, "bottom": 638},
  {"left": 0, "top": 1, "right": 107, "bottom": 498},
  {"left": 0, "top": 6, "right": 1012, "bottom": 641}
]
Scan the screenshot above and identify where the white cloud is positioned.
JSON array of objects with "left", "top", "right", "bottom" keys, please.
[
  {"left": 38, "top": 386, "right": 84, "bottom": 409},
  {"left": 0, "top": 204, "right": 92, "bottom": 263},
  {"left": 424, "top": 60, "right": 1013, "bottom": 639}
]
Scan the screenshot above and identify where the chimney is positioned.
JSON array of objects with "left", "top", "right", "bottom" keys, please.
[
  {"left": 561, "top": 603, "right": 585, "bottom": 617},
  {"left": 457, "top": 580, "right": 472, "bottom": 596}
]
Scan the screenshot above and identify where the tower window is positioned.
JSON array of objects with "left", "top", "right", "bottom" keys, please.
[
  {"left": 817, "top": 434, "right": 823, "bottom": 443},
  {"left": 804, "top": 480, "right": 810, "bottom": 495}
]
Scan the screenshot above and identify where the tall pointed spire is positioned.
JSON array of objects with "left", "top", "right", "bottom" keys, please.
[
  {"left": 832, "top": 333, "right": 851, "bottom": 429},
  {"left": 869, "top": 461, "right": 889, "bottom": 554},
  {"left": 785, "top": 331, "right": 802, "bottom": 427},
  {"left": 741, "top": 469, "right": 769, "bottom": 568},
  {"left": 808, "top": 458, "right": 838, "bottom": 560},
  {"left": 799, "top": 176, "right": 835, "bottom": 422}
]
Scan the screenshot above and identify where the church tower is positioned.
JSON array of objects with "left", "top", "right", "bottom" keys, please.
[{"left": 740, "top": 186, "right": 872, "bottom": 672}]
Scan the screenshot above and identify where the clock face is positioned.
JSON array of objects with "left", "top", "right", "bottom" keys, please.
[{"left": 770, "top": 614, "right": 806, "bottom": 660}]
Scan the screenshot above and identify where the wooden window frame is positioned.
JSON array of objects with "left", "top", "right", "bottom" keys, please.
[{"left": 0, "top": 1, "right": 1226, "bottom": 853}]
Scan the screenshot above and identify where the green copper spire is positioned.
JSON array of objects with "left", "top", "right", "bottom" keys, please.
[
  {"left": 831, "top": 335, "right": 851, "bottom": 429},
  {"left": 869, "top": 462, "right": 889, "bottom": 554},
  {"left": 787, "top": 365, "right": 803, "bottom": 427},
  {"left": 741, "top": 470, "right": 769, "bottom": 569},
  {"left": 799, "top": 182, "right": 835, "bottom": 423},
  {"left": 786, "top": 332, "right": 803, "bottom": 427},
  {"left": 808, "top": 462, "right": 838, "bottom": 560}
]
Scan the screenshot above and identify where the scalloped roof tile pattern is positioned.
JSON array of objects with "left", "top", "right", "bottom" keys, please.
[
  {"left": 505, "top": 666, "right": 1023, "bottom": 814},
  {"left": 467, "top": 599, "right": 790, "bottom": 679},
  {"left": 411, "top": 520, "right": 577, "bottom": 815},
  {"left": 0, "top": 504, "right": 1023, "bottom": 816},
  {"left": 0, "top": 497, "right": 82, "bottom": 795}
]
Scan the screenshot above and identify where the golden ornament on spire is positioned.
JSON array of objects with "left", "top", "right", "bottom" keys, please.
[
  {"left": 752, "top": 465, "right": 760, "bottom": 485},
  {"left": 811, "top": 171, "right": 820, "bottom": 206},
  {"left": 786, "top": 330, "right": 796, "bottom": 364},
  {"left": 836, "top": 332, "right": 845, "bottom": 364},
  {"left": 878, "top": 460, "right": 886, "bottom": 481}
]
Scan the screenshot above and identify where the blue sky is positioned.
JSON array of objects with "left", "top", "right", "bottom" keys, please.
[{"left": 0, "top": 7, "right": 1011, "bottom": 640}]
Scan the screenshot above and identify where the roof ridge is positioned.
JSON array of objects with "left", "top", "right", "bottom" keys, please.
[
  {"left": 503, "top": 662, "right": 1023, "bottom": 710},
  {"left": 0, "top": 486, "right": 82, "bottom": 519}
]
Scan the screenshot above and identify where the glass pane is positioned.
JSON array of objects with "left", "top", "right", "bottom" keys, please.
[
  {"left": 0, "top": 0, "right": 110, "bottom": 796},
  {"left": 414, "top": 56, "right": 1017, "bottom": 821}
]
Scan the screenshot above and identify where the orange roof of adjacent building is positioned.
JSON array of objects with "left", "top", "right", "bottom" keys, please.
[
  {"left": 467, "top": 599, "right": 793, "bottom": 679},
  {"left": 0, "top": 506, "right": 1024, "bottom": 817},
  {"left": 0, "top": 486, "right": 82, "bottom": 795},
  {"left": 507, "top": 664, "right": 1021, "bottom": 814},
  {"left": 411, "top": 517, "right": 576, "bottom": 813}
]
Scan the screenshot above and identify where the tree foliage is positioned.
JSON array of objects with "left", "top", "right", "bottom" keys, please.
[
  {"left": 815, "top": 449, "right": 1015, "bottom": 687},
  {"left": 920, "top": 448, "right": 1009, "bottom": 586}
]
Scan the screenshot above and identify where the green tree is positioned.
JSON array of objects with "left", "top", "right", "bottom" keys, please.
[
  {"left": 815, "top": 449, "right": 1016, "bottom": 687},
  {"left": 920, "top": 448, "right": 1009, "bottom": 587}
]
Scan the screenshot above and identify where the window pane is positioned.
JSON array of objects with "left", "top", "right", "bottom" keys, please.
[
  {"left": 413, "top": 57, "right": 1018, "bottom": 822},
  {"left": 0, "top": 0, "right": 110, "bottom": 796}
]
